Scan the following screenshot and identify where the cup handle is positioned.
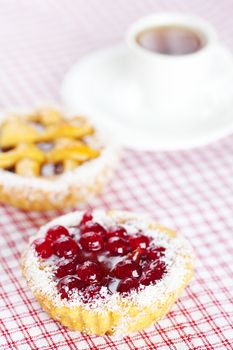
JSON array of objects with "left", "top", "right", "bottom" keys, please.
[
  {"left": 200, "top": 45, "right": 233, "bottom": 113},
  {"left": 208, "top": 45, "right": 233, "bottom": 82}
]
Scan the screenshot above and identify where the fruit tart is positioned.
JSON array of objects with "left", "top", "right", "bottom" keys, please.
[
  {"left": 22, "top": 210, "right": 194, "bottom": 335},
  {"left": 0, "top": 107, "right": 119, "bottom": 210}
]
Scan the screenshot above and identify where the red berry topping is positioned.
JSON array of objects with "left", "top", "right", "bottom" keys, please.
[
  {"left": 40, "top": 213, "right": 169, "bottom": 300},
  {"left": 82, "top": 251, "right": 99, "bottom": 262},
  {"left": 148, "top": 246, "right": 166, "bottom": 261},
  {"left": 34, "top": 238, "right": 54, "bottom": 258},
  {"left": 55, "top": 258, "right": 78, "bottom": 278},
  {"left": 101, "top": 274, "right": 113, "bottom": 287},
  {"left": 46, "top": 225, "right": 70, "bottom": 241},
  {"left": 80, "top": 232, "right": 104, "bottom": 252},
  {"left": 117, "top": 278, "right": 139, "bottom": 294},
  {"left": 53, "top": 236, "right": 80, "bottom": 258},
  {"left": 76, "top": 261, "right": 103, "bottom": 285},
  {"left": 81, "top": 285, "right": 103, "bottom": 303},
  {"left": 106, "top": 237, "right": 130, "bottom": 256},
  {"left": 129, "top": 234, "right": 150, "bottom": 252},
  {"left": 106, "top": 226, "right": 128, "bottom": 239},
  {"left": 80, "top": 222, "right": 107, "bottom": 238},
  {"left": 112, "top": 259, "right": 142, "bottom": 279},
  {"left": 57, "top": 276, "right": 84, "bottom": 299},
  {"left": 128, "top": 247, "right": 142, "bottom": 264},
  {"left": 140, "top": 261, "right": 166, "bottom": 286},
  {"left": 80, "top": 211, "right": 93, "bottom": 226}
]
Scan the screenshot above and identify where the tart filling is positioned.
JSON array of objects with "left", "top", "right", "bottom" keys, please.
[
  {"left": 0, "top": 108, "right": 119, "bottom": 210},
  {"left": 23, "top": 211, "right": 194, "bottom": 316},
  {"left": 0, "top": 108, "right": 101, "bottom": 177}
]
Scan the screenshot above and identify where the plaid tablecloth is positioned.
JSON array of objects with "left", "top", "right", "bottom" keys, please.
[{"left": 0, "top": 1, "right": 233, "bottom": 349}]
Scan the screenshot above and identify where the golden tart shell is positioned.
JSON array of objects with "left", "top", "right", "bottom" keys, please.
[{"left": 22, "top": 210, "right": 194, "bottom": 335}]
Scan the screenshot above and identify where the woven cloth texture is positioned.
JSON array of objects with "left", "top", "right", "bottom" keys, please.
[{"left": 0, "top": 1, "right": 233, "bottom": 349}]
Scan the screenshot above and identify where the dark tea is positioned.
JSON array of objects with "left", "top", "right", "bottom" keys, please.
[{"left": 136, "top": 25, "right": 205, "bottom": 55}]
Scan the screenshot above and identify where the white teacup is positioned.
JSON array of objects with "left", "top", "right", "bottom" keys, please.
[{"left": 127, "top": 13, "right": 221, "bottom": 124}]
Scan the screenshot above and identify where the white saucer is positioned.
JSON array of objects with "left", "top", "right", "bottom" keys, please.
[{"left": 61, "top": 44, "right": 233, "bottom": 151}]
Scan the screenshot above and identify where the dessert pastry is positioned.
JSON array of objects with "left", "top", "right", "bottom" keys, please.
[
  {"left": 22, "top": 210, "right": 194, "bottom": 335},
  {"left": 0, "top": 107, "right": 119, "bottom": 210}
]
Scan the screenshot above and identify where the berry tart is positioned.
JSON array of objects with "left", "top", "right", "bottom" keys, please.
[
  {"left": 0, "top": 107, "right": 119, "bottom": 210},
  {"left": 22, "top": 210, "right": 194, "bottom": 336}
]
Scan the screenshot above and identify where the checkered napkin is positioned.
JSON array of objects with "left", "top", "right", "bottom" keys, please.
[{"left": 0, "top": 1, "right": 233, "bottom": 349}]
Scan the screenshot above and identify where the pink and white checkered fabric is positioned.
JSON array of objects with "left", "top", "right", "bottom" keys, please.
[{"left": 0, "top": 1, "right": 233, "bottom": 349}]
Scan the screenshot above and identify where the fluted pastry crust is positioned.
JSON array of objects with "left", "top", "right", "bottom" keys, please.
[{"left": 22, "top": 210, "right": 194, "bottom": 335}]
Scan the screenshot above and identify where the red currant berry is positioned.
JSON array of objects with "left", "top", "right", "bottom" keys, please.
[
  {"left": 112, "top": 259, "right": 142, "bottom": 279},
  {"left": 148, "top": 246, "right": 166, "bottom": 261},
  {"left": 53, "top": 236, "right": 79, "bottom": 258},
  {"left": 101, "top": 274, "right": 113, "bottom": 287},
  {"left": 79, "top": 232, "right": 104, "bottom": 252},
  {"left": 76, "top": 261, "right": 103, "bottom": 285},
  {"left": 140, "top": 261, "right": 166, "bottom": 286},
  {"left": 129, "top": 234, "right": 150, "bottom": 252},
  {"left": 57, "top": 276, "right": 84, "bottom": 299},
  {"left": 79, "top": 211, "right": 93, "bottom": 226},
  {"left": 80, "top": 222, "right": 107, "bottom": 239},
  {"left": 55, "top": 258, "right": 78, "bottom": 278},
  {"left": 106, "top": 237, "right": 130, "bottom": 256},
  {"left": 34, "top": 238, "right": 54, "bottom": 259},
  {"left": 117, "top": 278, "right": 139, "bottom": 294},
  {"left": 82, "top": 251, "right": 99, "bottom": 263},
  {"left": 45, "top": 225, "right": 70, "bottom": 241},
  {"left": 106, "top": 226, "right": 128, "bottom": 239},
  {"left": 128, "top": 247, "right": 142, "bottom": 263}
]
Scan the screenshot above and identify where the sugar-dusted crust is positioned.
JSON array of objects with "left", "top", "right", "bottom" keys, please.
[
  {"left": 22, "top": 210, "right": 194, "bottom": 335},
  {"left": 0, "top": 148, "right": 119, "bottom": 211},
  {"left": 0, "top": 107, "right": 120, "bottom": 211}
]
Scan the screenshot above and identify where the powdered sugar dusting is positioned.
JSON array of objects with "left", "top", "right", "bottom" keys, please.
[{"left": 23, "top": 210, "right": 194, "bottom": 323}]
